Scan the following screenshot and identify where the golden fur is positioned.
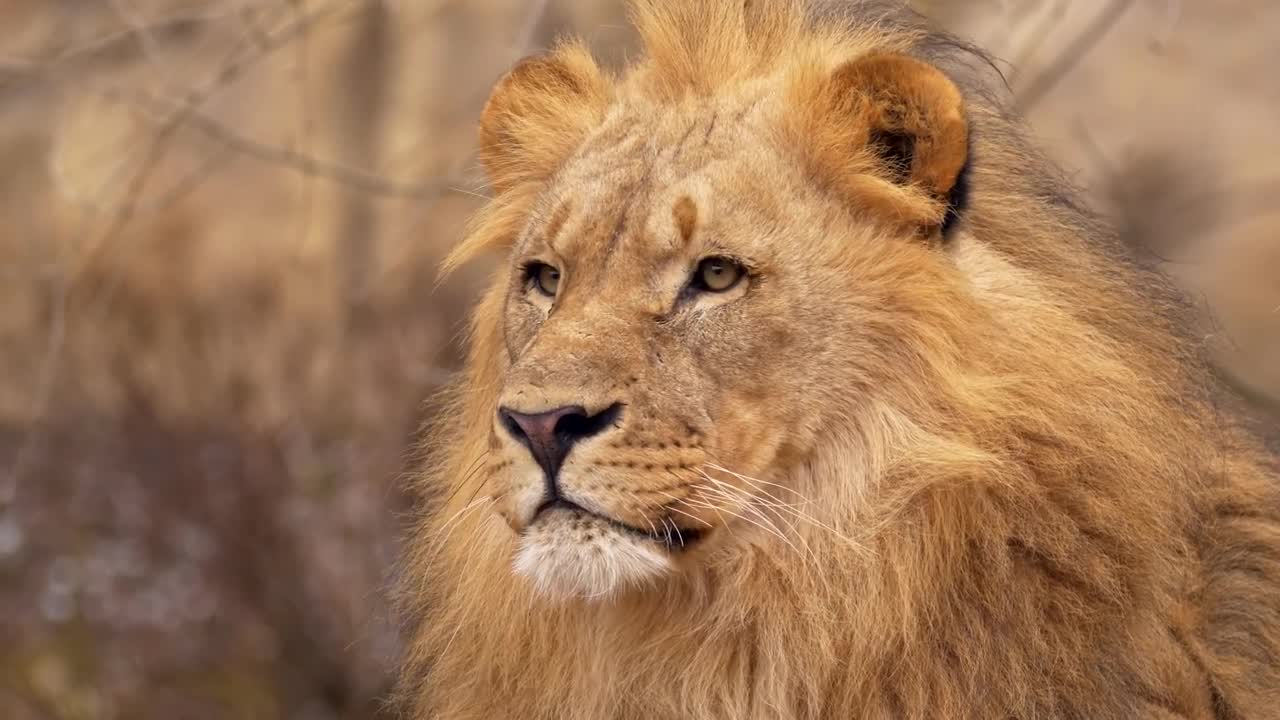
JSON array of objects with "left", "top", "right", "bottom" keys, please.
[{"left": 398, "top": 1, "right": 1280, "bottom": 717}]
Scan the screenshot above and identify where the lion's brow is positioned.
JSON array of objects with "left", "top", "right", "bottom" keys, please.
[{"left": 543, "top": 200, "right": 573, "bottom": 255}]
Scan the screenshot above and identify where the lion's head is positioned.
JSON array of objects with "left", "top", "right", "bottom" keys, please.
[
  {"left": 399, "top": 2, "right": 1277, "bottom": 718},
  {"left": 459, "top": 13, "right": 973, "bottom": 600}
]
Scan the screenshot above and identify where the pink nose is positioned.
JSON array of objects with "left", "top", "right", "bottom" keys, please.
[{"left": 498, "top": 403, "right": 622, "bottom": 479}]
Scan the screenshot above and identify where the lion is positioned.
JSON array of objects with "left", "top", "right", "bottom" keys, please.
[{"left": 396, "top": 1, "right": 1280, "bottom": 718}]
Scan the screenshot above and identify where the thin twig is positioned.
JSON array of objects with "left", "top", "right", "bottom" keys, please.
[
  {"left": 511, "top": 0, "right": 551, "bottom": 54},
  {"left": 73, "top": 0, "right": 364, "bottom": 277},
  {"left": 291, "top": 0, "right": 320, "bottom": 259},
  {"left": 1016, "top": 0, "right": 1135, "bottom": 112},
  {"left": 1, "top": 282, "right": 66, "bottom": 507},
  {"left": 149, "top": 146, "right": 237, "bottom": 210},
  {"left": 107, "top": 0, "right": 174, "bottom": 80},
  {"left": 115, "top": 88, "right": 446, "bottom": 199},
  {"left": 0, "top": 6, "right": 238, "bottom": 78},
  {"left": 1150, "top": 0, "right": 1183, "bottom": 52},
  {"left": 1008, "top": 0, "right": 1069, "bottom": 83},
  {"left": 7, "top": 0, "right": 366, "bottom": 508}
]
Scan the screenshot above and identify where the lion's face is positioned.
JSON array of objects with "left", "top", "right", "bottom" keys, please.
[
  {"left": 492, "top": 104, "right": 837, "bottom": 598},
  {"left": 474, "top": 52, "right": 969, "bottom": 599}
]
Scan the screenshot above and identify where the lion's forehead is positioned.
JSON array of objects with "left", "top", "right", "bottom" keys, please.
[
  {"left": 540, "top": 129, "right": 782, "bottom": 261},
  {"left": 533, "top": 172, "right": 691, "bottom": 267},
  {"left": 551, "top": 91, "right": 778, "bottom": 202}
]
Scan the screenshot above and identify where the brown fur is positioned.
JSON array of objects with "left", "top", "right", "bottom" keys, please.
[{"left": 399, "top": 1, "right": 1280, "bottom": 718}]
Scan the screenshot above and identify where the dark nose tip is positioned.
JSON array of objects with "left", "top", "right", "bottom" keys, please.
[{"left": 498, "top": 403, "right": 622, "bottom": 479}]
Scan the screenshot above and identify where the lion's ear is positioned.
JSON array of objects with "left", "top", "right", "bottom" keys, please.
[
  {"left": 798, "top": 53, "right": 968, "bottom": 233},
  {"left": 479, "top": 44, "right": 612, "bottom": 194}
]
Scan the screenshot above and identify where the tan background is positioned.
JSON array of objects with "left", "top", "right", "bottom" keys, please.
[{"left": 1, "top": 1, "right": 1276, "bottom": 718}]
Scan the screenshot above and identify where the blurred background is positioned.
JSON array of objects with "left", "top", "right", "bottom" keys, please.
[{"left": 0, "top": 1, "right": 1276, "bottom": 718}]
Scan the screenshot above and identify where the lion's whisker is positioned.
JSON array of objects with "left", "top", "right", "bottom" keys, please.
[
  {"left": 703, "top": 466, "right": 842, "bottom": 532},
  {"left": 681, "top": 488, "right": 803, "bottom": 557},
  {"left": 652, "top": 490, "right": 717, "bottom": 533},
  {"left": 693, "top": 478, "right": 822, "bottom": 567},
  {"left": 705, "top": 461, "right": 810, "bottom": 500},
  {"left": 442, "top": 450, "right": 491, "bottom": 507},
  {"left": 697, "top": 469, "right": 871, "bottom": 561},
  {"left": 698, "top": 472, "right": 807, "bottom": 511},
  {"left": 424, "top": 495, "right": 494, "bottom": 565},
  {"left": 663, "top": 517, "right": 683, "bottom": 548},
  {"left": 686, "top": 484, "right": 740, "bottom": 543},
  {"left": 636, "top": 507, "right": 663, "bottom": 540}
]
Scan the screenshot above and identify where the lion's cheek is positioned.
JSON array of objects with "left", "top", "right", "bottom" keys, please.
[{"left": 710, "top": 388, "right": 791, "bottom": 478}]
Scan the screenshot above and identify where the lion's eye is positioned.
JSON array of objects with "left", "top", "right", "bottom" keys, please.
[
  {"left": 528, "top": 263, "right": 561, "bottom": 297},
  {"left": 694, "top": 257, "right": 745, "bottom": 293}
]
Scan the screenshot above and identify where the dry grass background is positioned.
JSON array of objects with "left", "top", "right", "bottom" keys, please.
[{"left": 0, "top": 1, "right": 1275, "bottom": 718}]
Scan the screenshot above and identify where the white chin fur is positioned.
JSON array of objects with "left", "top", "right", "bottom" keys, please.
[{"left": 513, "top": 516, "right": 672, "bottom": 600}]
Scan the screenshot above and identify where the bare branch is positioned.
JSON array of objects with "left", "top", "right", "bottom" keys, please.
[
  {"left": 511, "top": 0, "right": 551, "bottom": 54},
  {"left": 1016, "top": 0, "right": 1135, "bottom": 112},
  {"left": 1008, "top": 0, "right": 1069, "bottom": 82},
  {"left": 116, "top": 88, "right": 447, "bottom": 199},
  {"left": 107, "top": 0, "right": 172, "bottom": 76},
  {"left": 1150, "top": 0, "right": 1183, "bottom": 52},
  {"left": 73, "top": 0, "right": 366, "bottom": 276},
  {"left": 290, "top": 0, "right": 319, "bottom": 262},
  {"left": 1, "top": 283, "right": 66, "bottom": 507},
  {"left": 0, "top": 5, "right": 237, "bottom": 79},
  {"left": 0, "top": 57, "right": 37, "bottom": 73},
  {"left": 9, "top": 0, "right": 369, "bottom": 509}
]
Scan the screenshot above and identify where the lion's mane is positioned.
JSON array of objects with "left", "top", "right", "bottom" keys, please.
[{"left": 397, "top": 2, "right": 1280, "bottom": 718}]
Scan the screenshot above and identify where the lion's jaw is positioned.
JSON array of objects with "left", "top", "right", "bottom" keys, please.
[{"left": 512, "top": 506, "right": 674, "bottom": 600}]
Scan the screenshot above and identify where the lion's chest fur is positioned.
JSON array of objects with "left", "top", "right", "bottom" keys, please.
[{"left": 429, "top": 524, "right": 1219, "bottom": 720}]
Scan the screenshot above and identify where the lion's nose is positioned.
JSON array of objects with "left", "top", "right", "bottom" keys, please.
[{"left": 498, "top": 403, "right": 623, "bottom": 479}]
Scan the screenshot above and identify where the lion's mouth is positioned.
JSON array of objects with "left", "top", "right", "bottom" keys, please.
[{"left": 533, "top": 498, "right": 705, "bottom": 551}]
